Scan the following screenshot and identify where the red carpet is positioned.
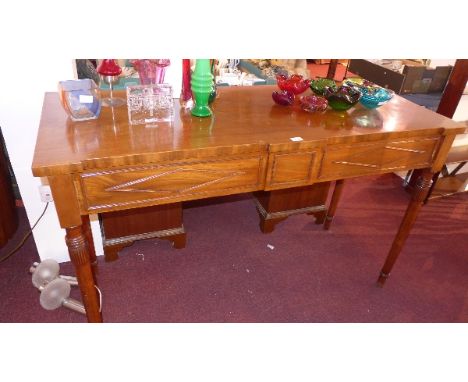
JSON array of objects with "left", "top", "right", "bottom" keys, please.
[{"left": 1, "top": 174, "right": 467, "bottom": 322}]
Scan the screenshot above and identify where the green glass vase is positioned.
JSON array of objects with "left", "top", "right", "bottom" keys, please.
[{"left": 191, "top": 59, "right": 214, "bottom": 117}]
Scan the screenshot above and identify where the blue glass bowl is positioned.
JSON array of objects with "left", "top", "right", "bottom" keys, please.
[{"left": 359, "top": 87, "right": 394, "bottom": 109}]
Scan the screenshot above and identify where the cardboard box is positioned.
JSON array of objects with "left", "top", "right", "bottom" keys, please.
[
  {"left": 429, "top": 66, "right": 453, "bottom": 92},
  {"left": 348, "top": 60, "right": 452, "bottom": 94},
  {"left": 401, "top": 65, "right": 452, "bottom": 94}
]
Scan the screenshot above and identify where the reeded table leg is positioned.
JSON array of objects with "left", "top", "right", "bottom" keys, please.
[
  {"left": 81, "top": 215, "right": 97, "bottom": 274},
  {"left": 66, "top": 225, "right": 102, "bottom": 323},
  {"left": 377, "top": 169, "right": 433, "bottom": 287}
]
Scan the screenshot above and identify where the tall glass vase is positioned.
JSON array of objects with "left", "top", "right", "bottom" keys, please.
[
  {"left": 131, "top": 59, "right": 171, "bottom": 85},
  {"left": 191, "top": 59, "right": 214, "bottom": 117},
  {"left": 180, "top": 59, "right": 193, "bottom": 109}
]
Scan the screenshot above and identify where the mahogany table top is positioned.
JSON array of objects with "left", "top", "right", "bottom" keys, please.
[{"left": 32, "top": 85, "right": 464, "bottom": 177}]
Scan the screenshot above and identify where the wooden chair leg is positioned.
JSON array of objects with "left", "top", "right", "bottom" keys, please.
[
  {"left": 326, "top": 59, "right": 339, "bottom": 80},
  {"left": 423, "top": 170, "right": 441, "bottom": 204},
  {"left": 324, "top": 179, "right": 345, "bottom": 230}
]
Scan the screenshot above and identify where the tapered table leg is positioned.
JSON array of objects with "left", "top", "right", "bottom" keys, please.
[
  {"left": 66, "top": 225, "right": 102, "bottom": 323},
  {"left": 377, "top": 169, "right": 433, "bottom": 287},
  {"left": 324, "top": 179, "right": 345, "bottom": 230}
]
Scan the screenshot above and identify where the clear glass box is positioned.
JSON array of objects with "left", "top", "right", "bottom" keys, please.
[{"left": 126, "top": 84, "right": 174, "bottom": 125}]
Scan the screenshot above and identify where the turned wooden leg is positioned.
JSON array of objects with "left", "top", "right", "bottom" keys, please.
[
  {"left": 324, "top": 179, "right": 345, "bottom": 230},
  {"left": 326, "top": 59, "right": 339, "bottom": 80},
  {"left": 377, "top": 169, "right": 433, "bottom": 287},
  {"left": 81, "top": 215, "right": 97, "bottom": 274},
  {"left": 66, "top": 225, "right": 102, "bottom": 323}
]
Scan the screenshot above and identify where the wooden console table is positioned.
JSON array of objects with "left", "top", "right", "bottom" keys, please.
[{"left": 32, "top": 86, "right": 464, "bottom": 322}]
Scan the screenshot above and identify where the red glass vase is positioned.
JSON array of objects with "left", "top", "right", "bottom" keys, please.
[
  {"left": 180, "top": 59, "right": 193, "bottom": 108},
  {"left": 131, "top": 59, "right": 171, "bottom": 85}
]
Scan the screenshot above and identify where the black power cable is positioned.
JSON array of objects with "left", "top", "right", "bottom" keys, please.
[{"left": 0, "top": 202, "right": 49, "bottom": 263}]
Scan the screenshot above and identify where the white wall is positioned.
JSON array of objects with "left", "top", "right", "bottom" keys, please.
[
  {"left": 1, "top": 58, "right": 76, "bottom": 262},
  {"left": 0, "top": 58, "right": 181, "bottom": 263}
]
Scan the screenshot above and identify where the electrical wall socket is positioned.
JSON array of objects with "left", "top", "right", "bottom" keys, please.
[{"left": 39, "top": 185, "right": 53, "bottom": 202}]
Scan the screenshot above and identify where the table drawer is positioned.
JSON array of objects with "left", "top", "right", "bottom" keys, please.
[
  {"left": 80, "top": 156, "right": 265, "bottom": 213},
  {"left": 319, "top": 136, "right": 440, "bottom": 180},
  {"left": 265, "top": 150, "right": 321, "bottom": 190}
]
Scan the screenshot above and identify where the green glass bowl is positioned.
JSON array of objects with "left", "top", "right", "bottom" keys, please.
[{"left": 310, "top": 78, "right": 337, "bottom": 96}]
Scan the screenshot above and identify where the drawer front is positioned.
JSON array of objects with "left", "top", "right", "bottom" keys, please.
[
  {"left": 265, "top": 150, "right": 321, "bottom": 190},
  {"left": 319, "top": 136, "right": 439, "bottom": 180},
  {"left": 80, "top": 156, "right": 265, "bottom": 213}
]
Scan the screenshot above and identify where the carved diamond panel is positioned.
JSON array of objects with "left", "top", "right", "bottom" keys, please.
[{"left": 80, "top": 156, "right": 264, "bottom": 212}]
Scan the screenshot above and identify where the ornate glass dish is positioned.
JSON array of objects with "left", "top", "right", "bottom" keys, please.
[
  {"left": 299, "top": 95, "right": 328, "bottom": 112},
  {"left": 310, "top": 78, "right": 337, "bottom": 96},
  {"left": 323, "top": 85, "right": 361, "bottom": 111},
  {"left": 359, "top": 87, "right": 394, "bottom": 109},
  {"left": 272, "top": 90, "right": 295, "bottom": 106},
  {"left": 276, "top": 74, "right": 310, "bottom": 95},
  {"left": 126, "top": 84, "right": 174, "bottom": 125},
  {"left": 343, "top": 77, "right": 377, "bottom": 88}
]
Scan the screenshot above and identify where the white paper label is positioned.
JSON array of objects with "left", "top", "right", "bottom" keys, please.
[
  {"left": 290, "top": 136, "right": 303, "bottom": 142},
  {"left": 79, "top": 95, "right": 94, "bottom": 104}
]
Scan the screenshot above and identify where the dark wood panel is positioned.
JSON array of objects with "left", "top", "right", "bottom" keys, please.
[
  {"left": 100, "top": 203, "right": 183, "bottom": 239},
  {"left": 436, "top": 59, "right": 468, "bottom": 118},
  {"left": 0, "top": 133, "right": 18, "bottom": 247}
]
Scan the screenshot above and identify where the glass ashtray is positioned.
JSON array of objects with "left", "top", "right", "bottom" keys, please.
[
  {"left": 126, "top": 84, "right": 174, "bottom": 126},
  {"left": 58, "top": 79, "right": 101, "bottom": 121}
]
